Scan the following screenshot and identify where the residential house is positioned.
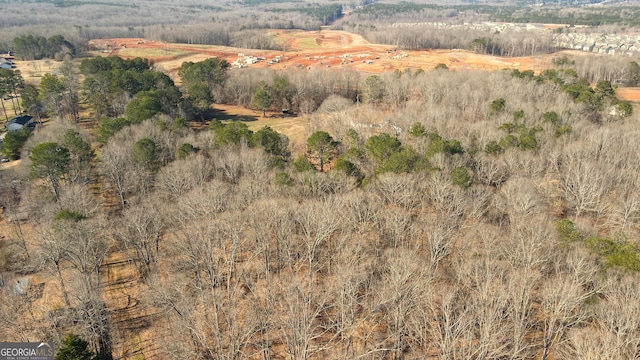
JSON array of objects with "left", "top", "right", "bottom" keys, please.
[
  {"left": 0, "top": 58, "right": 12, "bottom": 69},
  {"left": 5, "top": 115, "right": 35, "bottom": 132}
]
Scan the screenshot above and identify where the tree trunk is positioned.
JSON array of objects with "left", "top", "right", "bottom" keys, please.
[
  {"left": 55, "top": 262, "right": 71, "bottom": 308},
  {"left": 9, "top": 93, "right": 19, "bottom": 116},
  {"left": 1, "top": 98, "right": 8, "bottom": 121},
  {"left": 12, "top": 88, "right": 21, "bottom": 114},
  {"left": 50, "top": 175, "right": 61, "bottom": 202}
]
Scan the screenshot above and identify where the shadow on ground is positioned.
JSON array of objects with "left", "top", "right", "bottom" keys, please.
[{"left": 209, "top": 107, "right": 258, "bottom": 122}]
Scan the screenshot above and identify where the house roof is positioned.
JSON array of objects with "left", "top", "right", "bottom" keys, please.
[
  {"left": 0, "top": 57, "right": 14, "bottom": 69},
  {"left": 8, "top": 115, "right": 33, "bottom": 126}
]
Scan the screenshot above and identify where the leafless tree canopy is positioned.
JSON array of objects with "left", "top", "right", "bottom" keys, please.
[{"left": 2, "top": 19, "right": 640, "bottom": 359}]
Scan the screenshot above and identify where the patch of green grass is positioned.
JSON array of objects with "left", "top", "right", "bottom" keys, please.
[
  {"left": 298, "top": 37, "right": 320, "bottom": 49},
  {"left": 183, "top": 44, "right": 219, "bottom": 50},
  {"left": 267, "top": 34, "right": 281, "bottom": 46},
  {"left": 118, "top": 48, "right": 194, "bottom": 59}
]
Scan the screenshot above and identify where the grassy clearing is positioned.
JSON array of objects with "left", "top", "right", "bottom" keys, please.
[
  {"left": 212, "top": 104, "right": 308, "bottom": 151},
  {"left": 181, "top": 44, "right": 222, "bottom": 50},
  {"left": 249, "top": 115, "right": 308, "bottom": 151},
  {"left": 298, "top": 37, "right": 321, "bottom": 49},
  {"left": 269, "top": 33, "right": 286, "bottom": 47},
  {"left": 13, "top": 59, "right": 63, "bottom": 84},
  {"left": 266, "top": 33, "right": 280, "bottom": 46},
  {"left": 118, "top": 47, "right": 194, "bottom": 59}
]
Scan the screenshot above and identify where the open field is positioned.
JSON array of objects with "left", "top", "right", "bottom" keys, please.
[
  {"left": 211, "top": 103, "right": 309, "bottom": 151},
  {"left": 11, "top": 59, "right": 64, "bottom": 85}
]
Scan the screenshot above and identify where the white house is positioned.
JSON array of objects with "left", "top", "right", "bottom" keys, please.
[{"left": 0, "top": 58, "right": 12, "bottom": 69}]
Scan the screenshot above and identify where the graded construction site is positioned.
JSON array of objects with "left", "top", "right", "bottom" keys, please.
[
  {"left": 91, "top": 29, "right": 580, "bottom": 80},
  {"left": 89, "top": 29, "right": 640, "bottom": 102}
]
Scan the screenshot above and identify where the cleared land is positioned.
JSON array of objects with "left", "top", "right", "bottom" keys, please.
[
  {"left": 11, "top": 59, "right": 64, "bottom": 85},
  {"left": 92, "top": 30, "right": 574, "bottom": 81},
  {"left": 91, "top": 30, "right": 640, "bottom": 103},
  {"left": 86, "top": 30, "right": 640, "bottom": 148},
  {"left": 616, "top": 87, "right": 640, "bottom": 101},
  {"left": 210, "top": 103, "right": 309, "bottom": 150}
]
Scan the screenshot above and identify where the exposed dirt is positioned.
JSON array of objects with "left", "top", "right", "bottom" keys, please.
[
  {"left": 616, "top": 87, "right": 640, "bottom": 102},
  {"left": 89, "top": 31, "right": 640, "bottom": 103},
  {"left": 92, "top": 31, "right": 640, "bottom": 101},
  {"left": 0, "top": 159, "right": 20, "bottom": 170},
  {"left": 90, "top": 30, "right": 573, "bottom": 82}
]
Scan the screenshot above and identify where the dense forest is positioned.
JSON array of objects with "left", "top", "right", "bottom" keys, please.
[{"left": 1, "top": 26, "right": 640, "bottom": 358}]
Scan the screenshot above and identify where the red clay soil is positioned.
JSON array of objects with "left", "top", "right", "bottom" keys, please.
[
  {"left": 616, "top": 87, "right": 640, "bottom": 102},
  {"left": 89, "top": 30, "right": 567, "bottom": 81}
]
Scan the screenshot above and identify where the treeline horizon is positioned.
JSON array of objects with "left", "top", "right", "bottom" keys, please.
[{"left": 3, "top": 0, "right": 640, "bottom": 56}]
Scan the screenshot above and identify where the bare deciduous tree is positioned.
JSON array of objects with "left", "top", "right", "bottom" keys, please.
[
  {"left": 378, "top": 248, "right": 425, "bottom": 359},
  {"left": 155, "top": 154, "right": 215, "bottom": 199},
  {"left": 502, "top": 215, "right": 554, "bottom": 270},
  {"left": 505, "top": 269, "right": 539, "bottom": 360},
  {"left": 101, "top": 136, "right": 134, "bottom": 208},
  {"left": 115, "top": 199, "right": 165, "bottom": 280},
  {"left": 294, "top": 200, "right": 340, "bottom": 281},
  {"left": 60, "top": 217, "right": 112, "bottom": 357},
  {"left": 562, "top": 152, "right": 611, "bottom": 217},
  {"left": 424, "top": 283, "right": 472, "bottom": 359},
  {"left": 538, "top": 273, "right": 591, "bottom": 360},
  {"left": 34, "top": 224, "right": 71, "bottom": 308},
  {"left": 273, "top": 274, "right": 333, "bottom": 360}
]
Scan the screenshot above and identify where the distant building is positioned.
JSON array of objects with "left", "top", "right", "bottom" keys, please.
[
  {"left": 0, "top": 58, "right": 12, "bottom": 69},
  {"left": 5, "top": 115, "right": 35, "bottom": 132}
]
